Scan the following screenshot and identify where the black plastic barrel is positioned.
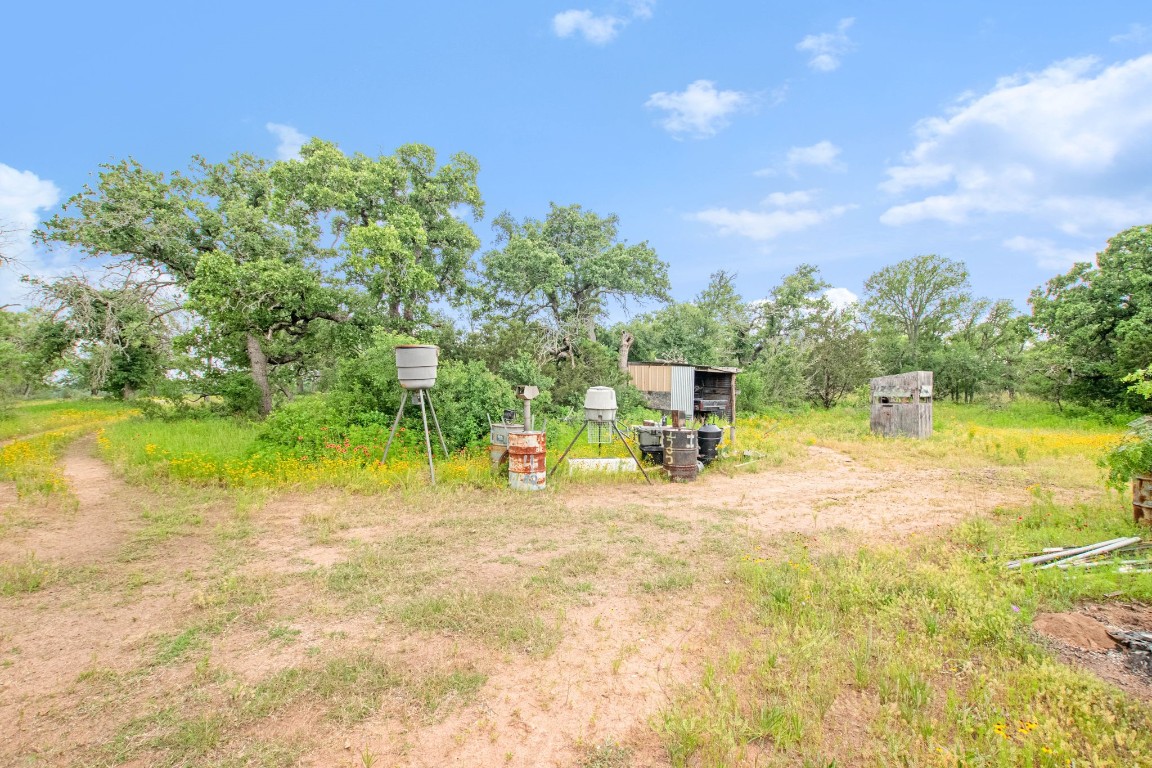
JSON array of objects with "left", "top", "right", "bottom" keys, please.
[
  {"left": 662, "top": 428, "right": 698, "bottom": 482},
  {"left": 697, "top": 424, "right": 723, "bottom": 465}
]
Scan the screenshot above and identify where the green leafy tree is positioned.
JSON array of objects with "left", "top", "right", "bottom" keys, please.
[
  {"left": 0, "top": 309, "right": 72, "bottom": 397},
  {"left": 804, "top": 302, "right": 873, "bottom": 408},
  {"left": 272, "top": 139, "right": 484, "bottom": 329},
  {"left": 1029, "top": 225, "right": 1152, "bottom": 409},
  {"left": 36, "top": 140, "right": 479, "bottom": 416},
  {"left": 863, "top": 254, "right": 972, "bottom": 371},
  {"left": 30, "top": 273, "right": 174, "bottom": 398},
  {"left": 481, "top": 203, "right": 670, "bottom": 347}
]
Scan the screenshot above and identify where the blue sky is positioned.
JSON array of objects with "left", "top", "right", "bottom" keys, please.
[{"left": 3, "top": 2, "right": 1152, "bottom": 318}]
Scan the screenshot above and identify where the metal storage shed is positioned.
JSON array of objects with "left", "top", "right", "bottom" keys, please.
[{"left": 626, "top": 362, "right": 740, "bottom": 425}]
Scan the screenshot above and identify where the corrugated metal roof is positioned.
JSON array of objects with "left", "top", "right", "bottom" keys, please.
[
  {"left": 693, "top": 365, "right": 742, "bottom": 374},
  {"left": 628, "top": 361, "right": 742, "bottom": 374}
]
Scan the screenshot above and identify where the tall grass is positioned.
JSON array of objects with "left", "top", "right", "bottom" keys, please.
[
  {"left": 0, "top": 399, "right": 131, "bottom": 441},
  {"left": 94, "top": 398, "right": 1127, "bottom": 493}
]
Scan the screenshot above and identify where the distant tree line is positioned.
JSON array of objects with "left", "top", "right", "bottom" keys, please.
[{"left": 2, "top": 137, "right": 1151, "bottom": 423}]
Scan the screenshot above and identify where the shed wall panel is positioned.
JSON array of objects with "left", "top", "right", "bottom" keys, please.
[
  {"left": 628, "top": 364, "right": 672, "bottom": 393},
  {"left": 670, "top": 366, "right": 694, "bottom": 414}
]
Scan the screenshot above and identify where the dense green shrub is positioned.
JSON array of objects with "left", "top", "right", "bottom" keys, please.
[
  {"left": 432, "top": 360, "right": 517, "bottom": 448},
  {"left": 257, "top": 330, "right": 517, "bottom": 454}
]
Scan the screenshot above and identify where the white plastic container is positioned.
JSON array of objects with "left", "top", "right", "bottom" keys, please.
[
  {"left": 394, "top": 345, "right": 439, "bottom": 390},
  {"left": 583, "top": 386, "right": 618, "bottom": 423}
]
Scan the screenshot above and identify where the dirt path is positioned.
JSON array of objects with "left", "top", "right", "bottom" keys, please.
[
  {"left": 0, "top": 438, "right": 199, "bottom": 759},
  {"left": 565, "top": 445, "right": 1031, "bottom": 545},
  {"left": 0, "top": 437, "right": 133, "bottom": 565},
  {"left": 0, "top": 441, "right": 1078, "bottom": 767}
]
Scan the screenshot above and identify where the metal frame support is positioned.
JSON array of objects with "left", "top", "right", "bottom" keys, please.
[
  {"left": 380, "top": 389, "right": 448, "bottom": 485},
  {"left": 547, "top": 420, "right": 654, "bottom": 486}
]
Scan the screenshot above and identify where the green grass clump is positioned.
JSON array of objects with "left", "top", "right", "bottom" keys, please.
[
  {"left": 659, "top": 494, "right": 1152, "bottom": 767},
  {"left": 395, "top": 589, "right": 563, "bottom": 655},
  {"left": 0, "top": 554, "right": 58, "bottom": 595},
  {"left": 0, "top": 398, "right": 130, "bottom": 441}
]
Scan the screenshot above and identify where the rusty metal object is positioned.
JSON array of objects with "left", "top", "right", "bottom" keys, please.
[
  {"left": 509, "top": 431, "right": 546, "bottom": 491},
  {"left": 662, "top": 427, "right": 698, "bottom": 482}
]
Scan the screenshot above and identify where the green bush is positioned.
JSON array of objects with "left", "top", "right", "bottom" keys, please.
[
  {"left": 257, "top": 331, "right": 518, "bottom": 454},
  {"left": 432, "top": 360, "right": 517, "bottom": 449}
]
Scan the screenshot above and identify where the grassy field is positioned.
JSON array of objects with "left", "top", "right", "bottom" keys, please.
[{"left": 1, "top": 396, "right": 1149, "bottom": 767}]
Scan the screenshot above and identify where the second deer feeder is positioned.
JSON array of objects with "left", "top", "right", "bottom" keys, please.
[
  {"left": 549, "top": 386, "right": 652, "bottom": 485},
  {"left": 381, "top": 345, "right": 448, "bottom": 484}
]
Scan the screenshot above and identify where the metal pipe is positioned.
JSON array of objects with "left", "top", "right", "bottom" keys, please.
[
  {"left": 1005, "top": 538, "right": 1126, "bottom": 569},
  {"left": 417, "top": 390, "right": 436, "bottom": 486},
  {"left": 613, "top": 421, "right": 653, "bottom": 485},
  {"left": 380, "top": 389, "right": 409, "bottom": 463},
  {"left": 1039, "top": 537, "right": 1142, "bottom": 570},
  {"left": 425, "top": 390, "right": 449, "bottom": 457}
]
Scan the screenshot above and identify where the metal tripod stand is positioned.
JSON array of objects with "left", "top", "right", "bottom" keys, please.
[
  {"left": 380, "top": 389, "right": 448, "bottom": 485},
  {"left": 547, "top": 420, "right": 653, "bottom": 485}
]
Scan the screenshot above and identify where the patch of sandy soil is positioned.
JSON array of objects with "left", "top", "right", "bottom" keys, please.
[
  {"left": 301, "top": 593, "right": 711, "bottom": 768},
  {"left": 1033, "top": 603, "right": 1152, "bottom": 702},
  {"left": 563, "top": 445, "right": 1030, "bottom": 544}
]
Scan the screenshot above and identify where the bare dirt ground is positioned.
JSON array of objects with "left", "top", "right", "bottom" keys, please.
[
  {"left": 1033, "top": 603, "right": 1152, "bottom": 703},
  {"left": 0, "top": 441, "right": 1078, "bottom": 767}
]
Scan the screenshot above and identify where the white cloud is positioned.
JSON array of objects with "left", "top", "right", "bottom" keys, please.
[
  {"left": 762, "top": 190, "right": 815, "bottom": 208},
  {"left": 690, "top": 203, "right": 853, "bottom": 241},
  {"left": 1003, "top": 235, "right": 1097, "bottom": 270},
  {"left": 1111, "top": 23, "right": 1149, "bottom": 44},
  {"left": 824, "top": 287, "right": 858, "bottom": 310},
  {"left": 266, "top": 122, "right": 307, "bottom": 160},
  {"left": 0, "top": 163, "right": 63, "bottom": 306},
  {"left": 553, "top": 2, "right": 655, "bottom": 45},
  {"left": 757, "top": 143, "right": 842, "bottom": 178},
  {"left": 646, "top": 80, "right": 751, "bottom": 138},
  {"left": 880, "top": 55, "right": 1152, "bottom": 233},
  {"left": 796, "top": 18, "right": 855, "bottom": 72},
  {"left": 553, "top": 10, "right": 623, "bottom": 44},
  {"left": 629, "top": 0, "right": 656, "bottom": 20},
  {"left": 786, "top": 140, "right": 842, "bottom": 171}
]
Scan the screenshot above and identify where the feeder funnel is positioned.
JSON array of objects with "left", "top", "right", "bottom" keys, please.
[
  {"left": 583, "top": 386, "right": 617, "bottom": 423},
  {"left": 394, "top": 345, "right": 439, "bottom": 390}
]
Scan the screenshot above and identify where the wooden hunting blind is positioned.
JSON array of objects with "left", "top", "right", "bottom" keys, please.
[
  {"left": 626, "top": 362, "right": 740, "bottom": 426},
  {"left": 870, "top": 371, "right": 933, "bottom": 439}
]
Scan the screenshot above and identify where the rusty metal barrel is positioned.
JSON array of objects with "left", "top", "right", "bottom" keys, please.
[
  {"left": 662, "top": 427, "right": 698, "bottom": 482},
  {"left": 508, "top": 431, "right": 547, "bottom": 491}
]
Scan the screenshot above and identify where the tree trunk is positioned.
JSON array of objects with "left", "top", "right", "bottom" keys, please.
[
  {"left": 618, "top": 331, "right": 634, "bottom": 373},
  {"left": 122, "top": 384, "right": 136, "bottom": 400},
  {"left": 246, "top": 332, "right": 274, "bottom": 417},
  {"left": 586, "top": 315, "right": 597, "bottom": 342}
]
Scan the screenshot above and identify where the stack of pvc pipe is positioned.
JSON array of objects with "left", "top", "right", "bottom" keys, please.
[{"left": 1004, "top": 537, "right": 1144, "bottom": 571}]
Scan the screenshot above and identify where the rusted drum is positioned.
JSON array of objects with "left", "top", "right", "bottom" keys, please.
[
  {"left": 509, "top": 431, "right": 547, "bottom": 491},
  {"left": 662, "top": 428, "right": 698, "bottom": 482}
]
